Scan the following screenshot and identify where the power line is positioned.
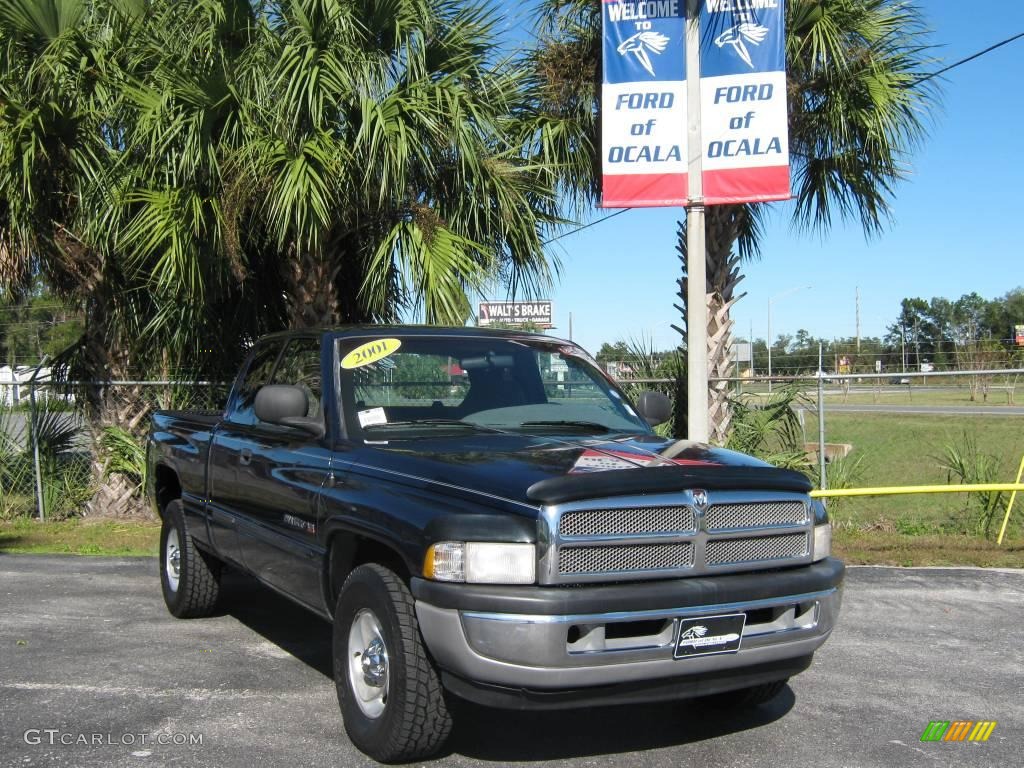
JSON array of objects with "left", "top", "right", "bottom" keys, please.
[
  {"left": 910, "top": 31, "right": 1024, "bottom": 86},
  {"left": 543, "top": 208, "right": 630, "bottom": 245}
]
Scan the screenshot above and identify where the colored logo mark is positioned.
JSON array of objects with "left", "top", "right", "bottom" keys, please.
[{"left": 920, "top": 721, "right": 997, "bottom": 742}]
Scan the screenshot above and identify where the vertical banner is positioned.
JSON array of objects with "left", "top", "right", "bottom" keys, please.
[
  {"left": 601, "top": 0, "right": 688, "bottom": 207},
  {"left": 699, "top": 0, "right": 789, "bottom": 204},
  {"left": 600, "top": 0, "right": 789, "bottom": 207}
]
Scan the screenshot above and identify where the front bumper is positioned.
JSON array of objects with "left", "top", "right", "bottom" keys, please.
[{"left": 411, "top": 558, "right": 843, "bottom": 706}]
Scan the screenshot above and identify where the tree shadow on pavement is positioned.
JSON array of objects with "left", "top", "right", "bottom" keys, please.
[{"left": 445, "top": 689, "right": 795, "bottom": 761}]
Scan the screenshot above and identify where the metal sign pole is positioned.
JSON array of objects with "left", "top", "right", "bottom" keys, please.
[
  {"left": 28, "top": 356, "right": 49, "bottom": 522},
  {"left": 685, "top": 0, "right": 708, "bottom": 443},
  {"left": 818, "top": 343, "right": 827, "bottom": 490}
]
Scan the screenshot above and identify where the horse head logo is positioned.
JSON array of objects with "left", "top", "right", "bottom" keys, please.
[{"left": 617, "top": 31, "right": 671, "bottom": 77}]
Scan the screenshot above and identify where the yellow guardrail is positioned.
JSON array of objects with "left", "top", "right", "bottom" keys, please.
[
  {"left": 997, "top": 455, "right": 1024, "bottom": 545},
  {"left": 811, "top": 484, "right": 1024, "bottom": 498},
  {"left": 811, "top": 461, "right": 1024, "bottom": 546}
]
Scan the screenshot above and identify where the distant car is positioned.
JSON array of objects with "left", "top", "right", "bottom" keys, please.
[
  {"left": 812, "top": 370, "right": 834, "bottom": 383},
  {"left": 889, "top": 376, "right": 910, "bottom": 385}
]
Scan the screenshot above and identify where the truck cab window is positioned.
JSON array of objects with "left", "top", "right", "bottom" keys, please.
[
  {"left": 228, "top": 341, "right": 283, "bottom": 426},
  {"left": 272, "top": 337, "right": 323, "bottom": 418}
]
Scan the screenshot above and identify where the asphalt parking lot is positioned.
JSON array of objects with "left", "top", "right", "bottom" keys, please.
[{"left": 0, "top": 555, "right": 1019, "bottom": 768}]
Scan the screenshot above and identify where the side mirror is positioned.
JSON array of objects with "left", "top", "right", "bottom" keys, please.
[
  {"left": 254, "top": 385, "right": 325, "bottom": 438},
  {"left": 635, "top": 390, "right": 672, "bottom": 426}
]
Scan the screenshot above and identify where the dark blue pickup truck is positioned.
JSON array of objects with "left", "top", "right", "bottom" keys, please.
[{"left": 147, "top": 326, "right": 843, "bottom": 762}]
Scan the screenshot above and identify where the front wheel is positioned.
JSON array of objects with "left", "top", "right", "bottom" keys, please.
[
  {"left": 159, "top": 499, "right": 221, "bottom": 618},
  {"left": 333, "top": 564, "right": 452, "bottom": 763}
]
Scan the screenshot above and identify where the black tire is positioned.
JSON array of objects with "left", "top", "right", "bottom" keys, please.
[
  {"left": 333, "top": 564, "right": 452, "bottom": 763},
  {"left": 159, "top": 499, "right": 221, "bottom": 618},
  {"left": 701, "top": 679, "right": 789, "bottom": 709}
]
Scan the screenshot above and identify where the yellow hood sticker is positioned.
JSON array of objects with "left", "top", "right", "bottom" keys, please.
[{"left": 341, "top": 338, "right": 402, "bottom": 369}]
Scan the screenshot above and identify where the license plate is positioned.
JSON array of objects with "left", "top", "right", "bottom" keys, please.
[{"left": 674, "top": 613, "right": 746, "bottom": 659}]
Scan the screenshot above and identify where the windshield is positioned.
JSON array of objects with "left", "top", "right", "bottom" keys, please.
[{"left": 337, "top": 334, "right": 650, "bottom": 438}]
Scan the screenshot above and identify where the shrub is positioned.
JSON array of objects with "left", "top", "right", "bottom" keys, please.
[
  {"left": 726, "top": 385, "right": 812, "bottom": 472},
  {"left": 936, "top": 432, "right": 1008, "bottom": 538}
]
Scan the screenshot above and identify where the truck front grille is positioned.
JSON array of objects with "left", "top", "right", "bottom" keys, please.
[
  {"left": 544, "top": 492, "right": 812, "bottom": 584},
  {"left": 558, "top": 543, "right": 694, "bottom": 575},
  {"left": 705, "top": 533, "right": 809, "bottom": 566},
  {"left": 559, "top": 506, "right": 696, "bottom": 538},
  {"left": 705, "top": 501, "right": 807, "bottom": 532}
]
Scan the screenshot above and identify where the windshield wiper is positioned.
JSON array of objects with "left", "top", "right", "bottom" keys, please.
[
  {"left": 517, "top": 420, "right": 615, "bottom": 432},
  {"left": 363, "top": 419, "right": 503, "bottom": 433}
]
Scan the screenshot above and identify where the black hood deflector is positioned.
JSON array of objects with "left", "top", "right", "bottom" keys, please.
[{"left": 527, "top": 465, "right": 813, "bottom": 505}]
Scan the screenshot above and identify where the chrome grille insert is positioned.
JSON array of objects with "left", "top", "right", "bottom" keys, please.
[
  {"left": 543, "top": 491, "right": 814, "bottom": 584},
  {"left": 705, "top": 501, "right": 807, "bottom": 532},
  {"left": 559, "top": 506, "right": 696, "bottom": 538},
  {"left": 558, "top": 543, "right": 694, "bottom": 574},
  {"left": 706, "top": 533, "right": 809, "bottom": 566}
]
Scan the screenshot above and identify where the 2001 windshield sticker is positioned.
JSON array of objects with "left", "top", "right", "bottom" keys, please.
[
  {"left": 341, "top": 338, "right": 402, "bottom": 369},
  {"left": 600, "top": 0, "right": 688, "bottom": 208}
]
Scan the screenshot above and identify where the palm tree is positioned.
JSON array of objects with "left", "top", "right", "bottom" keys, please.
[
  {"left": 527, "top": 0, "right": 937, "bottom": 442},
  {"left": 3, "top": 0, "right": 562, "bottom": 377},
  {"left": 2, "top": 0, "right": 563, "bottom": 515},
  {"left": 113, "top": 0, "right": 561, "bottom": 334},
  {"left": 236, "top": 0, "right": 562, "bottom": 328}
]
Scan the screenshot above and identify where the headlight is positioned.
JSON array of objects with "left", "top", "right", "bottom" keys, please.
[
  {"left": 423, "top": 542, "right": 536, "bottom": 584},
  {"left": 812, "top": 523, "right": 831, "bottom": 562}
]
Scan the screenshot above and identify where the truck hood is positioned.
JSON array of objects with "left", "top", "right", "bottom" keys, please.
[{"left": 349, "top": 432, "right": 806, "bottom": 507}]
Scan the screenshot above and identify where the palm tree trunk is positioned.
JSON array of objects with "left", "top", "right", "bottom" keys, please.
[
  {"left": 676, "top": 205, "right": 748, "bottom": 444},
  {"left": 75, "top": 290, "right": 153, "bottom": 517},
  {"left": 284, "top": 246, "right": 341, "bottom": 329}
]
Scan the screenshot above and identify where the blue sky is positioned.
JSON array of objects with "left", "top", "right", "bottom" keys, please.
[{"left": 489, "top": 1, "right": 1024, "bottom": 354}]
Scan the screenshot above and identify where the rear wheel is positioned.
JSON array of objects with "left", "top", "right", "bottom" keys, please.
[
  {"left": 333, "top": 564, "right": 452, "bottom": 762},
  {"left": 159, "top": 499, "right": 221, "bottom": 618},
  {"left": 701, "top": 679, "right": 789, "bottom": 709}
]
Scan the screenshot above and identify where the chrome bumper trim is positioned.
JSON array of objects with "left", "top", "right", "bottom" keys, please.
[
  {"left": 459, "top": 588, "right": 835, "bottom": 625},
  {"left": 417, "top": 584, "right": 842, "bottom": 690}
]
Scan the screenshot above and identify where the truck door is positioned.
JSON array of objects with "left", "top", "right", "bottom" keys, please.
[
  {"left": 207, "top": 339, "right": 284, "bottom": 568},
  {"left": 233, "top": 336, "right": 330, "bottom": 609}
]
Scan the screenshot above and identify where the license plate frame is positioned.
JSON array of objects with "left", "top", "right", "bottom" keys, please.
[{"left": 674, "top": 613, "right": 746, "bottom": 659}]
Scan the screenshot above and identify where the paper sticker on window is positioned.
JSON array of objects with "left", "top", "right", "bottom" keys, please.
[
  {"left": 358, "top": 407, "right": 388, "bottom": 428},
  {"left": 341, "top": 338, "right": 402, "bottom": 369}
]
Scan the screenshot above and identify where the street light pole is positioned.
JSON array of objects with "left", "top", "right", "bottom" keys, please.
[
  {"left": 684, "top": 0, "right": 708, "bottom": 442},
  {"left": 767, "top": 286, "right": 810, "bottom": 393}
]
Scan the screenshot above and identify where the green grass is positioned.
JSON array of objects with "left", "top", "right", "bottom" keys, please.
[
  {"left": 834, "top": 529, "right": 1024, "bottom": 568},
  {"left": 3, "top": 517, "right": 1019, "bottom": 568},
  {"left": 0, "top": 518, "right": 160, "bottom": 556},
  {"left": 808, "top": 412, "right": 1024, "bottom": 537}
]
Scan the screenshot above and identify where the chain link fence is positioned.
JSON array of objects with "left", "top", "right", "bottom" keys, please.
[
  {"left": 0, "top": 378, "right": 230, "bottom": 521},
  {"left": 4, "top": 368, "right": 1023, "bottom": 526}
]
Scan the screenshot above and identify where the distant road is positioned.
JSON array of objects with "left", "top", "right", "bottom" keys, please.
[{"left": 812, "top": 404, "right": 1024, "bottom": 416}]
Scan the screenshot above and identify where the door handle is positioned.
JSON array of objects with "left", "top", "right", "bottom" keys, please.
[{"left": 239, "top": 448, "right": 252, "bottom": 466}]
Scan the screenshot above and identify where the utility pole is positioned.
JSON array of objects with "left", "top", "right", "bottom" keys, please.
[
  {"left": 684, "top": 0, "right": 708, "bottom": 443},
  {"left": 900, "top": 318, "right": 906, "bottom": 373},
  {"left": 855, "top": 286, "right": 861, "bottom": 353}
]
